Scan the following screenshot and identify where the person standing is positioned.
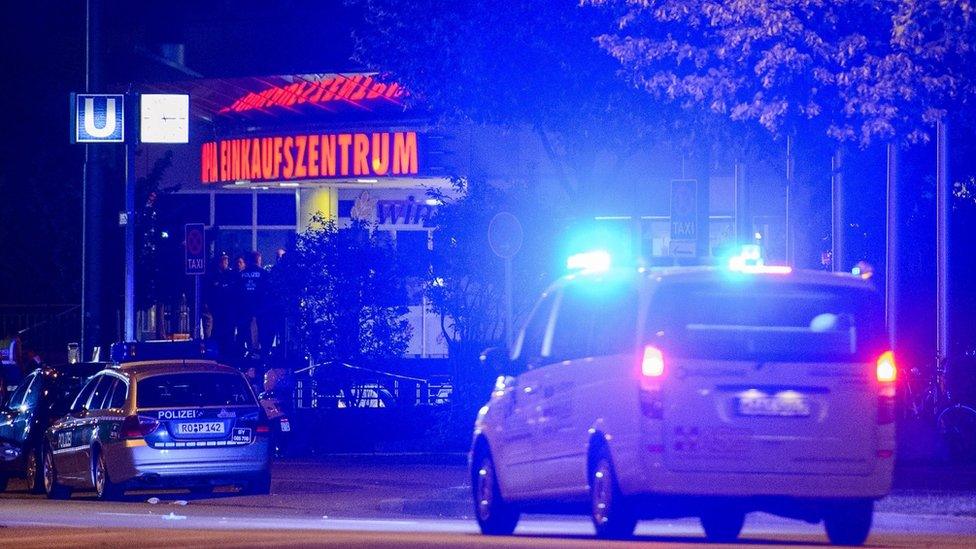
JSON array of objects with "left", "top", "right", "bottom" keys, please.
[
  {"left": 208, "top": 252, "right": 237, "bottom": 357},
  {"left": 236, "top": 251, "right": 266, "bottom": 357}
]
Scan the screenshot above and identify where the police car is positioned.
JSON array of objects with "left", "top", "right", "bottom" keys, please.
[
  {"left": 472, "top": 251, "right": 895, "bottom": 546},
  {"left": 43, "top": 360, "right": 271, "bottom": 500}
]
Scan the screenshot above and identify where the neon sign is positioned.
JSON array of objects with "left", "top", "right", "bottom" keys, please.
[
  {"left": 200, "top": 131, "right": 419, "bottom": 184},
  {"left": 219, "top": 74, "right": 405, "bottom": 114}
]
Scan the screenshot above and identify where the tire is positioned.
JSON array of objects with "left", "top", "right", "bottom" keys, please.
[
  {"left": 824, "top": 499, "right": 873, "bottom": 546},
  {"left": 242, "top": 470, "right": 272, "bottom": 495},
  {"left": 43, "top": 446, "right": 71, "bottom": 500},
  {"left": 471, "top": 447, "right": 520, "bottom": 536},
  {"left": 25, "top": 446, "right": 44, "bottom": 494},
  {"left": 938, "top": 405, "right": 976, "bottom": 463},
  {"left": 589, "top": 444, "right": 637, "bottom": 539},
  {"left": 700, "top": 504, "right": 746, "bottom": 543},
  {"left": 93, "top": 450, "right": 124, "bottom": 501}
]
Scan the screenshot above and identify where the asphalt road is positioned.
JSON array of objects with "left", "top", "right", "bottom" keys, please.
[{"left": 1, "top": 457, "right": 975, "bottom": 547}]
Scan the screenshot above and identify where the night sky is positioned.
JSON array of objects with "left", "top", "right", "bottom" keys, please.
[{"left": 0, "top": 1, "right": 358, "bottom": 304}]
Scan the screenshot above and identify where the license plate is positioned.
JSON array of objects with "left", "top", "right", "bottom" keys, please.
[
  {"left": 175, "top": 421, "right": 225, "bottom": 435},
  {"left": 280, "top": 419, "right": 291, "bottom": 432},
  {"left": 737, "top": 395, "right": 811, "bottom": 417}
]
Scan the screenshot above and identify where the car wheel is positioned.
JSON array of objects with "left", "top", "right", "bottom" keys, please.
[
  {"left": 242, "top": 470, "right": 272, "bottom": 495},
  {"left": 700, "top": 504, "right": 746, "bottom": 542},
  {"left": 43, "top": 445, "right": 71, "bottom": 500},
  {"left": 93, "top": 450, "right": 124, "bottom": 501},
  {"left": 472, "top": 447, "right": 519, "bottom": 535},
  {"left": 25, "top": 446, "right": 44, "bottom": 494},
  {"left": 589, "top": 444, "right": 637, "bottom": 539},
  {"left": 824, "top": 499, "right": 873, "bottom": 546}
]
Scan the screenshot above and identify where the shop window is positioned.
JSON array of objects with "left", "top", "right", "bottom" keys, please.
[
  {"left": 215, "top": 194, "right": 252, "bottom": 226},
  {"left": 338, "top": 200, "right": 354, "bottom": 218},
  {"left": 215, "top": 229, "right": 252, "bottom": 259},
  {"left": 257, "top": 230, "right": 294, "bottom": 265},
  {"left": 257, "top": 193, "right": 297, "bottom": 226}
]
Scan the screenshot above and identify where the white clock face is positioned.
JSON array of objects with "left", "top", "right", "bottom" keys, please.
[{"left": 140, "top": 94, "right": 189, "bottom": 144}]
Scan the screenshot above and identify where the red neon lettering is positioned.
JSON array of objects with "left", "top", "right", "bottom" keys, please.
[
  {"left": 228, "top": 140, "right": 239, "bottom": 180},
  {"left": 338, "top": 134, "right": 352, "bottom": 175},
  {"left": 308, "top": 135, "right": 320, "bottom": 177},
  {"left": 336, "top": 77, "right": 359, "bottom": 101},
  {"left": 272, "top": 137, "right": 283, "bottom": 179},
  {"left": 371, "top": 133, "right": 389, "bottom": 175},
  {"left": 261, "top": 138, "right": 274, "bottom": 180},
  {"left": 250, "top": 138, "right": 262, "bottom": 179},
  {"left": 393, "top": 132, "right": 418, "bottom": 175},
  {"left": 219, "top": 141, "right": 229, "bottom": 181},
  {"left": 308, "top": 80, "right": 328, "bottom": 104},
  {"left": 353, "top": 134, "right": 369, "bottom": 175},
  {"left": 350, "top": 76, "right": 371, "bottom": 101},
  {"left": 240, "top": 139, "right": 252, "bottom": 179},
  {"left": 321, "top": 134, "right": 337, "bottom": 176},
  {"left": 282, "top": 136, "right": 295, "bottom": 179},
  {"left": 294, "top": 135, "right": 308, "bottom": 178},
  {"left": 367, "top": 83, "right": 386, "bottom": 99},
  {"left": 201, "top": 143, "right": 210, "bottom": 182},
  {"left": 321, "top": 78, "right": 342, "bottom": 102}
]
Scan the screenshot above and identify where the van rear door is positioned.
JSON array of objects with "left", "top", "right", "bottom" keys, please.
[{"left": 648, "top": 277, "right": 887, "bottom": 476}]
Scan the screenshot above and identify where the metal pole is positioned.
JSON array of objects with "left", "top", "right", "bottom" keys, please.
[
  {"left": 504, "top": 258, "right": 513, "bottom": 348},
  {"left": 786, "top": 136, "right": 794, "bottom": 265},
  {"left": 936, "top": 120, "right": 950, "bottom": 366},
  {"left": 831, "top": 147, "right": 845, "bottom": 272},
  {"left": 194, "top": 275, "right": 202, "bottom": 339},
  {"left": 885, "top": 143, "right": 900, "bottom": 343},
  {"left": 124, "top": 93, "right": 136, "bottom": 342}
]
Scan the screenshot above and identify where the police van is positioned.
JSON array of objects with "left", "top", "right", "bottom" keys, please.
[{"left": 472, "top": 256, "right": 895, "bottom": 545}]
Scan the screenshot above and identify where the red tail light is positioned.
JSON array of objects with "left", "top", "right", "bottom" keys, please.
[
  {"left": 641, "top": 345, "right": 666, "bottom": 378},
  {"left": 255, "top": 422, "right": 271, "bottom": 435},
  {"left": 876, "top": 351, "right": 897, "bottom": 383},
  {"left": 876, "top": 351, "right": 897, "bottom": 424},
  {"left": 122, "top": 415, "right": 160, "bottom": 439}
]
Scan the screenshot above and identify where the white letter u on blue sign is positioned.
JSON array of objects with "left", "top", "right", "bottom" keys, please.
[{"left": 83, "top": 97, "right": 117, "bottom": 138}]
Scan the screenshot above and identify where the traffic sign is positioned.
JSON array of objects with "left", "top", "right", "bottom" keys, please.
[
  {"left": 185, "top": 223, "right": 206, "bottom": 275},
  {"left": 488, "top": 212, "right": 523, "bottom": 259},
  {"left": 670, "top": 179, "right": 698, "bottom": 257},
  {"left": 71, "top": 93, "right": 124, "bottom": 143}
]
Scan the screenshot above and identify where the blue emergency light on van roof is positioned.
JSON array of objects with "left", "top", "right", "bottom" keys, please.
[
  {"left": 727, "top": 245, "right": 792, "bottom": 275},
  {"left": 566, "top": 250, "right": 612, "bottom": 273}
]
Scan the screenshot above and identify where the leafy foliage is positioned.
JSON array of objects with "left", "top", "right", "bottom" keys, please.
[
  {"left": 279, "top": 216, "right": 412, "bottom": 364},
  {"left": 589, "top": 0, "right": 976, "bottom": 145}
]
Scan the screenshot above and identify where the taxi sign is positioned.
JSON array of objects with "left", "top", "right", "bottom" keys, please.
[{"left": 185, "top": 223, "right": 206, "bottom": 275}]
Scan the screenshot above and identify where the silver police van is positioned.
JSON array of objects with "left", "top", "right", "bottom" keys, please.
[
  {"left": 473, "top": 258, "right": 895, "bottom": 545},
  {"left": 43, "top": 360, "right": 271, "bottom": 500}
]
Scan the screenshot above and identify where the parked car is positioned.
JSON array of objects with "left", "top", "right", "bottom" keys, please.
[
  {"left": 42, "top": 360, "right": 272, "bottom": 500},
  {"left": 0, "top": 362, "right": 108, "bottom": 492},
  {"left": 472, "top": 262, "right": 894, "bottom": 546}
]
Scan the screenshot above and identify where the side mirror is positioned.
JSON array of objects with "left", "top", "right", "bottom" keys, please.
[{"left": 480, "top": 347, "right": 515, "bottom": 376}]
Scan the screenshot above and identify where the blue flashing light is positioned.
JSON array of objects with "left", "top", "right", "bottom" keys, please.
[
  {"left": 726, "top": 245, "right": 791, "bottom": 275},
  {"left": 567, "top": 250, "right": 612, "bottom": 273}
]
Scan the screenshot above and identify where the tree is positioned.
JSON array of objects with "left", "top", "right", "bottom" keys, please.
[
  {"left": 588, "top": 0, "right": 976, "bottom": 146},
  {"left": 279, "top": 216, "right": 412, "bottom": 364},
  {"left": 350, "top": 0, "right": 681, "bottom": 201}
]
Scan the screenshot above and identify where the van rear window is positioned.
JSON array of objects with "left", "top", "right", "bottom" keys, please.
[
  {"left": 137, "top": 372, "right": 255, "bottom": 408},
  {"left": 649, "top": 280, "right": 886, "bottom": 362}
]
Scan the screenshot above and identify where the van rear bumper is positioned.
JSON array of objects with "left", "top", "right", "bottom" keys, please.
[{"left": 628, "top": 463, "right": 893, "bottom": 499}]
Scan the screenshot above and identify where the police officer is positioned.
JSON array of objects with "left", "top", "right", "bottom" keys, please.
[
  {"left": 236, "top": 251, "right": 266, "bottom": 357},
  {"left": 208, "top": 252, "right": 237, "bottom": 358}
]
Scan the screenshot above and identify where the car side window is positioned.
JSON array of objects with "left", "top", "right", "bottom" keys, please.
[
  {"left": 514, "top": 291, "right": 557, "bottom": 367},
  {"left": 550, "top": 281, "right": 638, "bottom": 361},
  {"left": 71, "top": 376, "right": 99, "bottom": 413},
  {"left": 5, "top": 373, "right": 36, "bottom": 411},
  {"left": 87, "top": 375, "right": 116, "bottom": 411},
  {"left": 107, "top": 379, "right": 128, "bottom": 409}
]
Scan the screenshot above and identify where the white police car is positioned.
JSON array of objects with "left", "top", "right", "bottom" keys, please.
[{"left": 472, "top": 253, "right": 895, "bottom": 545}]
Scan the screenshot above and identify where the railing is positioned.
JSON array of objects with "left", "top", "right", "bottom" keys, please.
[
  {"left": 0, "top": 304, "right": 81, "bottom": 361},
  {"left": 292, "top": 361, "right": 452, "bottom": 409}
]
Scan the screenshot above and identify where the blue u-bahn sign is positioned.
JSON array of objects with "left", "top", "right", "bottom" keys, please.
[{"left": 71, "top": 93, "right": 125, "bottom": 143}]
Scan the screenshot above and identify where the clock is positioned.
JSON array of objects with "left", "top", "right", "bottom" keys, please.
[{"left": 140, "top": 94, "right": 189, "bottom": 144}]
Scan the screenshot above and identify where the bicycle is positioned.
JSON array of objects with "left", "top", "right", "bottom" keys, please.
[{"left": 903, "top": 355, "right": 976, "bottom": 462}]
